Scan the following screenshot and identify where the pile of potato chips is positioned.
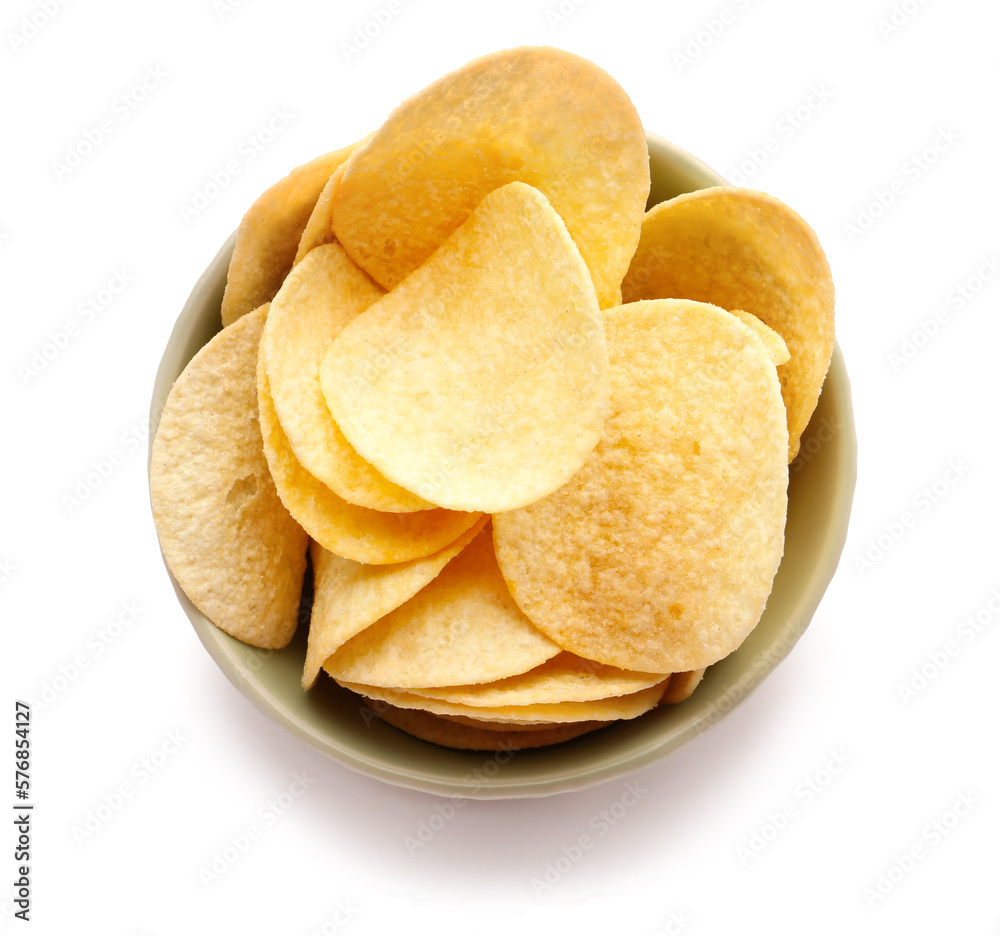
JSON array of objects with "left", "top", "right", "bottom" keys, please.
[{"left": 151, "top": 47, "right": 834, "bottom": 752}]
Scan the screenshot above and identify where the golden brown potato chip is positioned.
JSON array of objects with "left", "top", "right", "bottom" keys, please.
[
  {"left": 302, "top": 516, "right": 488, "bottom": 689},
  {"left": 331, "top": 46, "right": 649, "bottom": 309},
  {"left": 372, "top": 703, "right": 610, "bottom": 751},
  {"left": 220, "top": 142, "right": 360, "bottom": 326},
  {"left": 661, "top": 669, "right": 706, "bottom": 705},
  {"left": 620, "top": 187, "right": 834, "bottom": 461},
  {"left": 256, "top": 349, "right": 482, "bottom": 564},
  {"left": 261, "top": 242, "right": 432, "bottom": 512},
  {"left": 494, "top": 299, "right": 788, "bottom": 673},
  {"left": 321, "top": 181, "right": 609, "bottom": 512},
  {"left": 434, "top": 715, "right": 569, "bottom": 731},
  {"left": 404, "top": 652, "right": 666, "bottom": 707},
  {"left": 293, "top": 164, "right": 344, "bottom": 266},
  {"left": 324, "top": 526, "right": 560, "bottom": 688},
  {"left": 150, "top": 305, "right": 307, "bottom": 648},
  {"left": 731, "top": 309, "right": 790, "bottom": 366},
  {"left": 340, "top": 680, "right": 669, "bottom": 725}
]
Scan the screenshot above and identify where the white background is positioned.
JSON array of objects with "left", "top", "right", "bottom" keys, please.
[{"left": 3, "top": 0, "right": 999, "bottom": 933}]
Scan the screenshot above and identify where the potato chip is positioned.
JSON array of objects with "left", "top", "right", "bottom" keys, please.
[
  {"left": 302, "top": 516, "right": 488, "bottom": 689},
  {"left": 321, "top": 181, "right": 609, "bottom": 513},
  {"left": 331, "top": 46, "right": 649, "bottom": 309},
  {"left": 293, "top": 164, "right": 344, "bottom": 265},
  {"left": 494, "top": 299, "right": 788, "bottom": 673},
  {"left": 323, "top": 526, "right": 560, "bottom": 687},
  {"left": 620, "top": 187, "right": 834, "bottom": 461},
  {"left": 661, "top": 669, "right": 706, "bottom": 705},
  {"left": 340, "top": 680, "right": 669, "bottom": 725},
  {"left": 731, "top": 310, "right": 790, "bottom": 366},
  {"left": 434, "top": 715, "right": 569, "bottom": 731},
  {"left": 374, "top": 703, "right": 610, "bottom": 751},
  {"left": 403, "top": 652, "right": 666, "bottom": 707},
  {"left": 220, "top": 142, "right": 360, "bottom": 326},
  {"left": 262, "top": 242, "right": 432, "bottom": 513},
  {"left": 155, "top": 51, "right": 834, "bottom": 757},
  {"left": 150, "top": 304, "right": 307, "bottom": 648},
  {"left": 257, "top": 349, "right": 482, "bottom": 564}
]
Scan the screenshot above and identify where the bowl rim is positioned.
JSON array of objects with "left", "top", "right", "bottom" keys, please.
[{"left": 149, "top": 135, "right": 857, "bottom": 798}]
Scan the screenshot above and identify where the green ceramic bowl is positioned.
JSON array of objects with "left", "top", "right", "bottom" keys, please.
[{"left": 149, "top": 134, "right": 856, "bottom": 799}]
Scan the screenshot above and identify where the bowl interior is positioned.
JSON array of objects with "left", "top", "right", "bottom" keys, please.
[{"left": 150, "top": 135, "right": 857, "bottom": 798}]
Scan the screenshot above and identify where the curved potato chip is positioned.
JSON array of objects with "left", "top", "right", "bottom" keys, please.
[
  {"left": 220, "top": 142, "right": 360, "bottom": 326},
  {"left": 151, "top": 305, "right": 307, "bottom": 648},
  {"left": 661, "top": 669, "right": 706, "bottom": 705},
  {"left": 434, "top": 715, "right": 570, "bottom": 731},
  {"left": 262, "top": 242, "right": 432, "bottom": 513},
  {"left": 339, "top": 681, "right": 669, "bottom": 725},
  {"left": 620, "top": 187, "right": 834, "bottom": 461},
  {"left": 404, "top": 652, "right": 666, "bottom": 707},
  {"left": 494, "top": 299, "right": 788, "bottom": 673},
  {"left": 324, "top": 526, "right": 560, "bottom": 688},
  {"left": 293, "top": 164, "right": 344, "bottom": 266},
  {"left": 303, "top": 516, "right": 488, "bottom": 689},
  {"left": 731, "top": 310, "right": 790, "bottom": 366},
  {"left": 321, "top": 181, "right": 609, "bottom": 512},
  {"left": 331, "top": 46, "right": 649, "bottom": 309},
  {"left": 257, "top": 349, "right": 482, "bottom": 564},
  {"left": 372, "top": 703, "right": 610, "bottom": 751}
]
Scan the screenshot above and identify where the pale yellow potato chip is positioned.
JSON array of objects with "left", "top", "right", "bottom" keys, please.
[
  {"left": 220, "top": 142, "right": 360, "bottom": 326},
  {"left": 620, "top": 187, "right": 834, "bottom": 461},
  {"left": 321, "top": 181, "right": 609, "bottom": 512},
  {"left": 151, "top": 305, "right": 307, "bottom": 648},
  {"left": 302, "top": 516, "right": 488, "bottom": 689},
  {"left": 373, "top": 703, "right": 610, "bottom": 751},
  {"left": 494, "top": 299, "right": 788, "bottom": 673},
  {"left": 293, "top": 164, "right": 344, "bottom": 266},
  {"left": 331, "top": 46, "right": 649, "bottom": 309},
  {"left": 324, "top": 526, "right": 560, "bottom": 688},
  {"left": 661, "top": 669, "right": 706, "bottom": 705},
  {"left": 731, "top": 309, "right": 790, "bottom": 366},
  {"left": 340, "top": 681, "right": 669, "bottom": 725},
  {"left": 262, "top": 242, "right": 432, "bottom": 513},
  {"left": 404, "top": 652, "right": 666, "bottom": 707},
  {"left": 257, "top": 349, "right": 482, "bottom": 564}
]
